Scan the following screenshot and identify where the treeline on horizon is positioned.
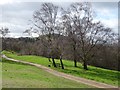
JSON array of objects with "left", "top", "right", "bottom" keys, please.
[{"left": 2, "top": 36, "right": 118, "bottom": 71}]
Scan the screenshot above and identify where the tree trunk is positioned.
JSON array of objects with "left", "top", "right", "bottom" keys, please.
[
  {"left": 73, "top": 44, "right": 77, "bottom": 67},
  {"left": 52, "top": 58, "right": 56, "bottom": 67},
  {"left": 60, "top": 56, "right": 64, "bottom": 69},
  {"left": 83, "top": 59, "right": 88, "bottom": 70},
  {"left": 48, "top": 57, "right": 51, "bottom": 62},
  {"left": 74, "top": 59, "right": 77, "bottom": 67}
]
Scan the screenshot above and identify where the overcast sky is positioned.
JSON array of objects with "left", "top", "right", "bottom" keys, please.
[{"left": 0, "top": 0, "right": 118, "bottom": 38}]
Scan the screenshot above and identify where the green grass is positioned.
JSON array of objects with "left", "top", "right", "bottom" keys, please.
[
  {"left": 2, "top": 51, "right": 120, "bottom": 86},
  {"left": 2, "top": 58, "right": 93, "bottom": 88}
]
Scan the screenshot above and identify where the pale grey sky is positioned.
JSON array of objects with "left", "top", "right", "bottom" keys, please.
[{"left": 0, "top": 1, "right": 118, "bottom": 37}]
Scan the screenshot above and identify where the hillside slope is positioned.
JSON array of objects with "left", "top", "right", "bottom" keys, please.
[
  {"left": 2, "top": 58, "right": 93, "bottom": 88},
  {"left": 2, "top": 51, "right": 120, "bottom": 86}
]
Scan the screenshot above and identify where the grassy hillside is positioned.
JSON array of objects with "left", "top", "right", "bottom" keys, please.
[
  {"left": 2, "top": 58, "right": 93, "bottom": 88},
  {"left": 2, "top": 51, "right": 120, "bottom": 86}
]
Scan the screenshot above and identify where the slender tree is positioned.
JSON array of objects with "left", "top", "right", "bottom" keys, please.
[
  {"left": 0, "top": 27, "right": 10, "bottom": 51},
  {"left": 25, "top": 3, "right": 62, "bottom": 68},
  {"left": 0, "top": 27, "right": 10, "bottom": 38},
  {"left": 61, "top": 7, "right": 79, "bottom": 67}
]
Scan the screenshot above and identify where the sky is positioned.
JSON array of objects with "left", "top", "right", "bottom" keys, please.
[{"left": 0, "top": 0, "right": 119, "bottom": 38}]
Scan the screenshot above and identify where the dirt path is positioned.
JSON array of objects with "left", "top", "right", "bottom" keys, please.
[{"left": 2, "top": 55, "right": 118, "bottom": 89}]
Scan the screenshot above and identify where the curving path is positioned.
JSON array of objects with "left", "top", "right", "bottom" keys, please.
[{"left": 2, "top": 55, "right": 119, "bottom": 89}]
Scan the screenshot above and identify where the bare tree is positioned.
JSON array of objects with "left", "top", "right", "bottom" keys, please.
[
  {"left": 62, "top": 2, "right": 116, "bottom": 70},
  {"left": 53, "top": 20, "right": 66, "bottom": 69},
  {"left": 0, "top": 27, "right": 10, "bottom": 51},
  {"left": 25, "top": 3, "right": 62, "bottom": 68},
  {"left": 61, "top": 7, "right": 79, "bottom": 67},
  {"left": 0, "top": 27, "right": 10, "bottom": 38}
]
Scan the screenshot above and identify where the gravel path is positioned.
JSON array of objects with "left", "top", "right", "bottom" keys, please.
[{"left": 2, "top": 55, "right": 118, "bottom": 89}]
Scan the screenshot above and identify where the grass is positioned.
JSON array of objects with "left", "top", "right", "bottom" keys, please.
[
  {"left": 2, "top": 51, "right": 120, "bottom": 86},
  {"left": 2, "top": 58, "right": 94, "bottom": 88}
]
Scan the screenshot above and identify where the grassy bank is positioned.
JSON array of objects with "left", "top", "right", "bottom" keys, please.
[
  {"left": 2, "top": 58, "right": 93, "bottom": 88},
  {"left": 2, "top": 51, "right": 119, "bottom": 86}
]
